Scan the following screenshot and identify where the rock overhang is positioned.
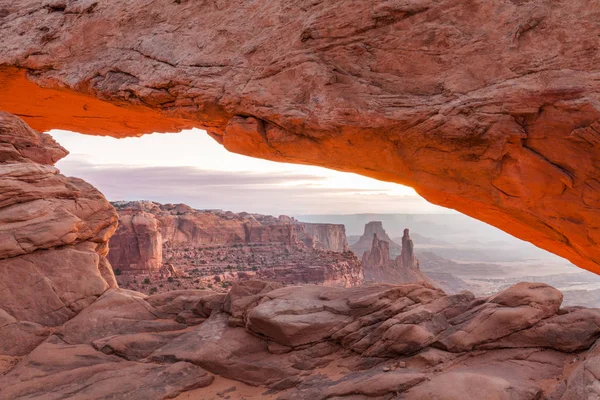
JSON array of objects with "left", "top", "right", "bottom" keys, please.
[{"left": 0, "top": 0, "right": 599, "bottom": 273}]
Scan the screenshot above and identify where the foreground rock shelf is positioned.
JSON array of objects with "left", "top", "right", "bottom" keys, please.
[{"left": 2, "top": 279, "right": 600, "bottom": 399}]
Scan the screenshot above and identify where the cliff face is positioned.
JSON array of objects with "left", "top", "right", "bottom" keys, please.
[
  {"left": 244, "top": 224, "right": 298, "bottom": 245},
  {"left": 108, "top": 210, "right": 162, "bottom": 273},
  {"left": 361, "top": 234, "right": 391, "bottom": 268},
  {"left": 0, "top": 111, "right": 118, "bottom": 356},
  {"left": 107, "top": 201, "right": 363, "bottom": 291},
  {"left": 400, "top": 228, "right": 418, "bottom": 269},
  {"left": 299, "top": 223, "right": 349, "bottom": 253},
  {"left": 351, "top": 221, "right": 402, "bottom": 257},
  {"left": 0, "top": 1, "right": 599, "bottom": 274}
]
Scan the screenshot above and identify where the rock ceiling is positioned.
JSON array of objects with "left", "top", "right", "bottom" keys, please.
[{"left": 0, "top": 0, "right": 599, "bottom": 272}]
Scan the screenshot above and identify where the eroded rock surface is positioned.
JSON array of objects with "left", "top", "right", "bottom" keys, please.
[
  {"left": 352, "top": 221, "right": 402, "bottom": 257},
  {"left": 0, "top": 0, "right": 598, "bottom": 274},
  {"left": 3, "top": 277, "right": 600, "bottom": 399},
  {"left": 0, "top": 112, "right": 220, "bottom": 399},
  {"left": 0, "top": 111, "right": 117, "bottom": 356},
  {"left": 108, "top": 201, "right": 363, "bottom": 292},
  {"left": 4, "top": 112, "right": 600, "bottom": 399}
]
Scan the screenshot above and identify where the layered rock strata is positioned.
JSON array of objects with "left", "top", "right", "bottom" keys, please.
[
  {"left": 0, "top": 111, "right": 118, "bottom": 357},
  {"left": 1, "top": 1, "right": 599, "bottom": 273},
  {"left": 108, "top": 201, "right": 363, "bottom": 292},
  {"left": 299, "top": 223, "right": 348, "bottom": 253},
  {"left": 0, "top": 112, "right": 215, "bottom": 398},
  {"left": 3, "top": 110, "right": 600, "bottom": 398}
]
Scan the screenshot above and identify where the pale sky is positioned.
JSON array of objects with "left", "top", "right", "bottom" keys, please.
[{"left": 49, "top": 128, "right": 451, "bottom": 215}]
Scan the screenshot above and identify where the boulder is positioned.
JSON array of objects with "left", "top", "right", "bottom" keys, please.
[
  {"left": 58, "top": 289, "right": 186, "bottom": 344},
  {"left": 0, "top": 336, "right": 213, "bottom": 400}
]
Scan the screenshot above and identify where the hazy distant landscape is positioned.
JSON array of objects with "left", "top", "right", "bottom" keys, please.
[{"left": 299, "top": 213, "right": 600, "bottom": 307}]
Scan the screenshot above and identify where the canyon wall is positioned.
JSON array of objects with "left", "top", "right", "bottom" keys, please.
[
  {"left": 299, "top": 223, "right": 348, "bottom": 253},
  {"left": 361, "top": 234, "right": 391, "bottom": 268},
  {"left": 4, "top": 111, "right": 600, "bottom": 399},
  {"left": 108, "top": 209, "right": 163, "bottom": 273},
  {"left": 0, "top": 0, "right": 599, "bottom": 274},
  {"left": 107, "top": 201, "right": 363, "bottom": 291}
]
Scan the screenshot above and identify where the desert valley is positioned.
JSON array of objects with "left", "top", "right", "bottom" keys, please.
[{"left": 2, "top": 1, "right": 600, "bottom": 399}]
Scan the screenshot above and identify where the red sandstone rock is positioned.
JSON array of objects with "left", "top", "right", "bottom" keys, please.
[
  {"left": 0, "top": 336, "right": 213, "bottom": 400},
  {"left": 361, "top": 228, "right": 432, "bottom": 285},
  {"left": 58, "top": 289, "right": 186, "bottom": 344},
  {"left": 6, "top": 113, "right": 600, "bottom": 398},
  {"left": 108, "top": 201, "right": 364, "bottom": 292},
  {"left": 362, "top": 233, "right": 392, "bottom": 268},
  {"left": 299, "top": 223, "right": 348, "bottom": 252},
  {"left": 108, "top": 210, "right": 163, "bottom": 272},
  {"left": 0, "top": 112, "right": 118, "bottom": 356},
  {"left": 400, "top": 228, "right": 418, "bottom": 270},
  {"left": 149, "top": 312, "right": 299, "bottom": 388},
  {"left": 1, "top": 260, "right": 599, "bottom": 399},
  {"left": 1, "top": 2, "right": 598, "bottom": 274}
]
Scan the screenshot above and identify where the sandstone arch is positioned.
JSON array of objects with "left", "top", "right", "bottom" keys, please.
[{"left": 0, "top": 0, "right": 599, "bottom": 273}]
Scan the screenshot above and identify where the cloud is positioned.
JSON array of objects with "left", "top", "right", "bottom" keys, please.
[{"left": 56, "top": 157, "right": 449, "bottom": 215}]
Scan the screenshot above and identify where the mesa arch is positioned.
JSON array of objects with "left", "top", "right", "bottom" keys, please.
[{"left": 0, "top": 0, "right": 599, "bottom": 274}]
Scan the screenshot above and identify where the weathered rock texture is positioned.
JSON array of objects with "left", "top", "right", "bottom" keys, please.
[
  {"left": 0, "top": 110, "right": 598, "bottom": 398},
  {"left": 108, "top": 208, "right": 163, "bottom": 272},
  {"left": 362, "top": 228, "right": 432, "bottom": 285},
  {"left": 4, "top": 276, "right": 600, "bottom": 399},
  {"left": 108, "top": 201, "right": 363, "bottom": 292},
  {"left": 400, "top": 228, "right": 418, "bottom": 269},
  {"left": 6, "top": 113, "right": 600, "bottom": 399},
  {"left": 0, "top": 111, "right": 118, "bottom": 356},
  {"left": 300, "top": 223, "right": 348, "bottom": 253},
  {"left": 362, "top": 234, "right": 391, "bottom": 269},
  {"left": 0, "top": 0, "right": 598, "bottom": 274},
  {"left": 351, "top": 221, "right": 402, "bottom": 257}
]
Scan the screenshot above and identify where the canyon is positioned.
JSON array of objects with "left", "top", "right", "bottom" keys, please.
[
  {"left": 106, "top": 200, "right": 442, "bottom": 296},
  {"left": 351, "top": 221, "right": 402, "bottom": 258},
  {"left": 107, "top": 201, "right": 362, "bottom": 293},
  {"left": 1, "top": 1, "right": 600, "bottom": 398},
  {"left": 361, "top": 228, "right": 433, "bottom": 286}
]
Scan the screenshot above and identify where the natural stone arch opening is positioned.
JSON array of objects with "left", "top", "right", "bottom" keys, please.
[
  {"left": 0, "top": 0, "right": 599, "bottom": 274},
  {"left": 2, "top": 64, "right": 598, "bottom": 276},
  {"left": 3, "top": 2, "right": 600, "bottom": 397}
]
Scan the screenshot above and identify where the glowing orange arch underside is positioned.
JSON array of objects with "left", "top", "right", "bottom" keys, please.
[{"left": 0, "top": 67, "right": 195, "bottom": 136}]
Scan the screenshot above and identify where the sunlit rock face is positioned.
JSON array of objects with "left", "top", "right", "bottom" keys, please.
[
  {"left": 107, "top": 201, "right": 363, "bottom": 289},
  {"left": 0, "top": 0, "right": 598, "bottom": 274}
]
